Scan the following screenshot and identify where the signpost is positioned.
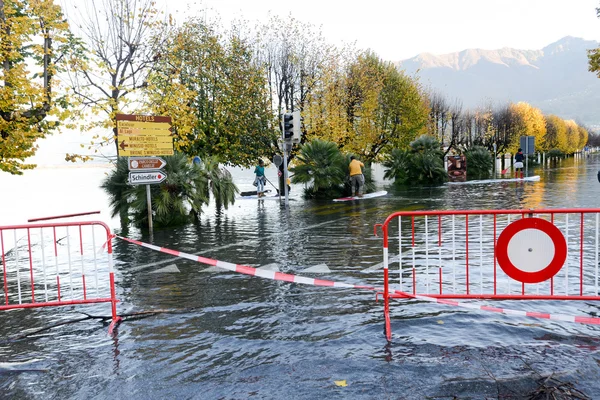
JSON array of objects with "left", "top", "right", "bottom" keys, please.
[
  {"left": 520, "top": 136, "right": 535, "bottom": 177},
  {"left": 128, "top": 157, "right": 167, "bottom": 171},
  {"left": 496, "top": 217, "right": 566, "bottom": 283},
  {"left": 128, "top": 171, "right": 167, "bottom": 185},
  {"left": 118, "top": 114, "right": 172, "bottom": 231},
  {"left": 116, "top": 114, "right": 174, "bottom": 157}
]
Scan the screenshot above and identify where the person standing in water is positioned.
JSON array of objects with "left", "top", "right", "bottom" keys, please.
[
  {"left": 349, "top": 156, "right": 365, "bottom": 197},
  {"left": 514, "top": 148, "right": 525, "bottom": 179},
  {"left": 254, "top": 160, "right": 266, "bottom": 197}
]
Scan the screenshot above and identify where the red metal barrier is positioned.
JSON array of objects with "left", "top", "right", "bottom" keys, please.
[
  {"left": 0, "top": 221, "right": 119, "bottom": 330},
  {"left": 376, "top": 209, "right": 600, "bottom": 340}
]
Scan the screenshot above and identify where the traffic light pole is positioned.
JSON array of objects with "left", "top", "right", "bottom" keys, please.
[
  {"left": 281, "top": 113, "right": 290, "bottom": 206},
  {"left": 284, "top": 143, "right": 292, "bottom": 206}
]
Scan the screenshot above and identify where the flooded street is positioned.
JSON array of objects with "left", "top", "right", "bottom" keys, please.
[{"left": 2, "top": 156, "right": 600, "bottom": 399}]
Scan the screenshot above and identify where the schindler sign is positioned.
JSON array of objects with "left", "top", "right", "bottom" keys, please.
[{"left": 128, "top": 171, "right": 167, "bottom": 185}]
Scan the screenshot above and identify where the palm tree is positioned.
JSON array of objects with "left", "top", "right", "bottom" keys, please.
[
  {"left": 200, "top": 156, "right": 237, "bottom": 210},
  {"left": 383, "top": 135, "right": 447, "bottom": 185},
  {"left": 383, "top": 148, "right": 409, "bottom": 182},
  {"left": 290, "top": 139, "right": 347, "bottom": 198},
  {"left": 100, "top": 157, "right": 131, "bottom": 226},
  {"left": 291, "top": 140, "right": 377, "bottom": 198},
  {"left": 464, "top": 146, "right": 493, "bottom": 179},
  {"left": 101, "top": 153, "right": 238, "bottom": 228}
]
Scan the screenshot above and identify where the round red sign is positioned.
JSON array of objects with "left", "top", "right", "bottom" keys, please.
[{"left": 496, "top": 217, "right": 567, "bottom": 284}]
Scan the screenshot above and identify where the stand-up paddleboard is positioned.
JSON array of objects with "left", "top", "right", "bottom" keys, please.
[
  {"left": 333, "top": 190, "right": 388, "bottom": 202},
  {"left": 240, "top": 189, "right": 275, "bottom": 196},
  {"left": 447, "top": 175, "right": 540, "bottom": 185},
  {"left": 236, "top": 194, "right": 281, "bottom": 200}
]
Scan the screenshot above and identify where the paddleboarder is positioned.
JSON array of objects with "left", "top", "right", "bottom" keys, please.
[
  {"left": 514, "top": 148, "right": 525, "bottom": 179},
  {"left": 253, "top": 160, "right": 266, "bottom": 197},
  {"left": 349, "top": 156, "right": 365, "bottom": 197}
]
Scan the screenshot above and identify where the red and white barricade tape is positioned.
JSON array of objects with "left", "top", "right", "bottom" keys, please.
[
  {"left": 116, "top": 235, "right": 600, "bottom": 326},
  {"left": 394, "top": 290, "right": 600, "bottom": 325},
  {"left": 115, "top": 236, "right": 377, "bottom": 291}
]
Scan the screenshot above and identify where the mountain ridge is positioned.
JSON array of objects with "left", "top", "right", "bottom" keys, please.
[{"left": 397, "top": 36, "right": 600, "bottom": 126}]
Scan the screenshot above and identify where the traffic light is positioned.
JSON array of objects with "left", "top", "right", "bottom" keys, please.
[
  {"left": 283, "top": 113, "right": 294, "bottom": 140},
  {"left": 291, "top": 110, "right": 301, "bottom": 143}
]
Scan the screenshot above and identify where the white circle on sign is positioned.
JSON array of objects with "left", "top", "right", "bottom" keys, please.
[
  {"left": 506, "top": 228, "right": 555, "bottom": 273},
  {"left": 131, "top": 160, "right": 139, "bottom": 168}
]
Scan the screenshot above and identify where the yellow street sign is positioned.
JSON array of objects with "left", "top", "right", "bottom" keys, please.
[
  {"left": 122, "top": 135, "right": 173, "bottom": 144},
  {"left": 116, "top": 114, "right": 174, "bottom": 156},
  {"left": 120, "top": 141, "right": 173, "bottom": 151},
  {"left": 117, "top": 128, "right": 172, "bottom": 136},
  {"left": 123, "top": 149, "right": 175, "bottom": 157}
]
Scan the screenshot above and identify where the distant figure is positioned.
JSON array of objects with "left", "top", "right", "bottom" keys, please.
[
  {"left": 254, "top": 160, "right": 266, "bottom": 197},
  {"left": 514, "top": 148, "right": 525, "bottom": 179},
  {"left": 349, "top": 156, "right": 365, "bottom": 197}
]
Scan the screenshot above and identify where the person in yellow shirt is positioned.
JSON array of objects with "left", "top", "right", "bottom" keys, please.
[{"left": 349, "top": 156, "right": 365, "bottom": 197}]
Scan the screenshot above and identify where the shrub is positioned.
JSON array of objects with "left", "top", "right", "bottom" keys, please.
[
  {"left": 547, "top": 149, "right": 565, "bottom": 160},
  {"left": 464, "top": 146, "right": 493, "bottom": 179},
  {"left": 383, "top": 135, "right": 446, "bottom": 185},
  {"left": 101, "top": 153, "right": 237, "bottom": 228}
]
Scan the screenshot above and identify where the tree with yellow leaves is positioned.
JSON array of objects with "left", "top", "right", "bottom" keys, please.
[
  {"left": 302, "top": 45, "right": 354, "bottom": 150},
  {"left": 577, "top": 125, "right": 588, "bottom": 150},
  {"left": 65, "top": 0, "right": 168, "bottom": 160},
  {"left": 0, "top": 0, "right": 73, "bottom": 174},
  {"left": 544, "top": 115, "right": 568, "bottom": 153},
  {"left": 509, "top": 102, "right": 547, "bottom": 152},
  {"left": 564, "top": 120, "right": 581, "bottom": 154},
  {"left": 305, "top": 51, "right": 427, "bottom": 163}
]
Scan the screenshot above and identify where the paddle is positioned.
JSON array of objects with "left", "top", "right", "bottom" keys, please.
[{"left": 264, "top": 176, "right": 280, "bottom": 195}]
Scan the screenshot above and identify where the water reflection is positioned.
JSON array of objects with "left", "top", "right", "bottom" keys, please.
[{"left": 2, "top": 156, "right": 600, "bottom": 398}]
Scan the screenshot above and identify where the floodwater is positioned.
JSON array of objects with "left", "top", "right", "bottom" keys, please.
[{"left": 2, "top": 156, "right": 600, "bottom": 399}]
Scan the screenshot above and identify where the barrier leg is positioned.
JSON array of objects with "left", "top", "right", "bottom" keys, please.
[
  {"left": 384, "top": 267, "right": 391, "bottom": 341},
  {"left": 107, "top": 272, "right": 122, "bottom": 335}
]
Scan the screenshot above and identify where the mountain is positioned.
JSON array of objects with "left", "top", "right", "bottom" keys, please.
[{"left": 397, "top": 36, "right": 600, "bottom": 127}]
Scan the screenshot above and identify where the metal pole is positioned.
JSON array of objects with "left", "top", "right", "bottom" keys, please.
[
  {"left": 493, "top": 143, "right": 497, "bottom": 174},
  {"left": 283, "top": 143, "right": 290, "bottom": 206},
  {"left": 146, "top": 184, "right": 153, "bottom": 230},
  {"left": 281, "top": 113, "right": 290, "bottom": 206},
  {"left": 525, "top": 138, "right": 529, "bottom": 177}
]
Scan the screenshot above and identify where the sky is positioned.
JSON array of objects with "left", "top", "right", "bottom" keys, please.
[
  {"left": 168, "top": 0, "right": 600, "bottom": 61},
  {"left": 29, "top": 0, "right": 600, "bottom": 166}
]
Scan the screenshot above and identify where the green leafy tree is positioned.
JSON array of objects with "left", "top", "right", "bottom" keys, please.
[
  {"left": 143, "top": 18, "right": 275, "bottom": 166},
  {"left": 0, "top": 0, "right": 74, "bottom": 174}
]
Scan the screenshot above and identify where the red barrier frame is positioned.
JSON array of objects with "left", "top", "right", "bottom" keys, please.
[
  {"left": 375, "top": 208, "right": 600, "bottom": 341},
  {"left": 0, "top": 220, "right": 120, "bottom": 331}
]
